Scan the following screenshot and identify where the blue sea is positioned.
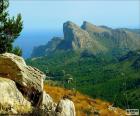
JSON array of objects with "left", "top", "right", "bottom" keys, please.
[{"left": 14, "top": 30, "right": 63, "bottom": 58}]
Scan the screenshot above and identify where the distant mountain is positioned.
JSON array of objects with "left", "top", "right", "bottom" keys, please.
[
  {"left": 31, "top": 21, "right": 107, "bottom": 57},
  {"left": 31, "top": 37, "right": 63, "bottom": 57},
  {"left": 31, "top": 21, "right": 140, "bottom": 58},
  {"left": 81, "top": 21, "right": 140, "bottom": 50}
]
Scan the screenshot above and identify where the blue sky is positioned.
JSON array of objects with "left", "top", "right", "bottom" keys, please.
[{"left": 9, "top": 0, "right": 140, "bottom": 31}]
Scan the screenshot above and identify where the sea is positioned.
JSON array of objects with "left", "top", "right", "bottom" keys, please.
[{"left": 14, "top": 29, "right": 63, "bottom": 58}]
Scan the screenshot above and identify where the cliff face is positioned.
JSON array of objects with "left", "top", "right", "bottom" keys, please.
[
  {"left": 57, "top": 21, "right": 106, "bottom": 53},
  {"left": 0, "top": 53, "right": 76, "bottom": 116},
  {"left": 81, "top": 21, "right": 140, "bottom": 50}
]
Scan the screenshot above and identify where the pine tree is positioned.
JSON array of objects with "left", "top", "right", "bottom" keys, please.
[{"left": 0, "top": 0, "right": 23, "bottom": 55}]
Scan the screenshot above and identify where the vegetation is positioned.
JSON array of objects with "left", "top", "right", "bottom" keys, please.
[
  {"left": 27, "top": 50, "right": 140, "bottom": 110},
  {"left": 44, "top": 84, "right": 125, "bottom": 116},
  {"left": 0, "top": 0, "right": 23, "bottom": 56}
]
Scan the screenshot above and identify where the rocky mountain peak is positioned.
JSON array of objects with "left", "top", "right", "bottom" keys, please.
[
  {"left": 62, "top": 21, "right": 93, "bottom": 49},
  {"left": 59, "top": 21, "right": 106, "bottom": 53},
  {"left": 31, "top": 21, "right": 140, "bottom": 58},
  {"left": 81, "top": 21, "right": 109, "bottom": 33}
]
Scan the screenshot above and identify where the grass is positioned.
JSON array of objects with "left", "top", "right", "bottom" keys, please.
[{"left": 44, "top": 84, "right": 126, "bottom": 116}]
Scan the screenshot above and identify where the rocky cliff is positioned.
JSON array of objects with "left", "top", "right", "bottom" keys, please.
[
  {"left": 0, "top": 53, "right": 76, "bottom": 115},
  {"left": 81, "top": 21, "right": 140, "bottom": 50},
  {"left": 57, "top": 21, "right": 106, "bottom": 53},
  {"left": 31, "top": 21, "right": 140, "bottom": 57}
]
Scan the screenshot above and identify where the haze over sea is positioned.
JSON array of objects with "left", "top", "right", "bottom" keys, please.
[{"left": 14, "top": 30, "right": 63, "bottom": 58}]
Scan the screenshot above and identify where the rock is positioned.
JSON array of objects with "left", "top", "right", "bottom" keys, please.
[
  {"left": 0, "top": 53, "right": 76, "bottom": 115},
  {"left": 56, "top": 98, "right": 76, "bottom": 116},
  {"left": 0, "top": 53, "right": 45, "bottom": 106},
  {"left": 39, "top": 91, "right": 55, "bottom": 111},
  {"left": 81, "top": 21, "right": 109, "bottom": 33},
  {"left": 58, "top": 21, "right": 106, "bottom": 53},
  {"left": 82, "top": 21, "right": 140, "bottom": 51},
  {"left": 0, "top": 77, "right": 31, "bottom": 114}
]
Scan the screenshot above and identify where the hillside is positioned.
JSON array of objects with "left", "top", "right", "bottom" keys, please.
[
  {"left": 81, "top": 21, "right": 140, "bottom": 51},
  {"left": 28, "top": 21, "right": 140, "bottom": 112},
  {"left": 27, "top": 50, "right": 140, "bottom": 110},
  {"left": 44, "top": 84, "right": 126, "bottom": 116}
]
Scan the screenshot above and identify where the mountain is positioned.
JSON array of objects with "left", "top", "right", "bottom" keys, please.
[
  {"left": 31, "top": 37, "right": 63, "bottom": 57},
  {"left": 31, "top": 21, "right": 140, "bottom": 58},
  {"left": 81, "top": 21, "right": 140, "bottom": 51},
  {"left": 31, "top": 21, "right": 108, "bottom": 58},
  {"left": 57, "top": 21, "right": 106, "bottom": 53}
]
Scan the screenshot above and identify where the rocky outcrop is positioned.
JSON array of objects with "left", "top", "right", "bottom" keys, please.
[
  {"left": 57, "top": 21, "right": 106, "bottom": 53},
  {"left": 0, "top": 77, "right": 31, "bottom": 114},
  {"left": 0, "top": 53, "right": 45, "bottom": 106},
  {"left": 56, "top": 98, "right": 76, "bottom": 116},
  {"left": 0, "top": 53, "right": 76, "bottom": 115},
  {"left": 0, "top": 53, "right": 45, "bottom": 92},
  {"left": 81, "top": 21, "right": 110, "bottom": 33}
]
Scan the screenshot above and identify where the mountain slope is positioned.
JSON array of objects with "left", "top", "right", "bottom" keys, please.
[
  {"left": 81, "top": 21, "right": 140, "bottom": 50},
  {"left": 27, "top": 50, "right": 140, "bottom": 110},
  {"left": 44, "top": 84, "right": 126, "bottom": 116},
  {"left": 31, "top": 37, "right": 63, "bottom": 57}
]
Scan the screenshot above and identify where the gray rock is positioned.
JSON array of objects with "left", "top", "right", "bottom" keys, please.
[
  {"left": 0, "top": 53, "right": 46, "bottom": 107},
  {"left": 56, "top": 98, "right": 76, "bottom": 116},
  {"left": 58, "top": 21, "right": 106, "bottom": 53},
  {"left": 0, "top": 53, "right": 76, "bottom": 115},
  {"left": 0, "top": 77, "right": 31, "bottom": 114}
]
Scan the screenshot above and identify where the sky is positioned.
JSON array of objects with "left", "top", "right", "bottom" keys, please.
[
  {"left": 8, "top": 0, "right": 140, "bottom": 58},
  {"left": 9, "top": 0, "right": 140, "bottom": 31}
]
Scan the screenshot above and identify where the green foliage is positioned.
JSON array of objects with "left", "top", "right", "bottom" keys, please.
[
  {"left": 0, "top": 0, "right": 23, "bottom": 54},
  {"left": 26, "top": 50, "right": 140, "bottom": 110},
  {"left": 12, "top": 46, "right": 22, "bottom": 56}
]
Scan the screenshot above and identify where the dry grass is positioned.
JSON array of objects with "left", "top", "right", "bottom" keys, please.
[{"left": 44, "top": 85, "right": 126, "bottom": 116}]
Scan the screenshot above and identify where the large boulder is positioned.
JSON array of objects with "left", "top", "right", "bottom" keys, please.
[
  {"left": 39, "top": 91, "right": 56, "bottom": 110},
  {"left": 0, "top": 53, "right": 45, "bottom": 106},
  {"left": 0, "top": 77, "right": 31, "bottom": 114},
  {"left": 56, "top": 98, "right": 76, "bottom": 116},
  {"left": 0, "top": 53, "right": 76, "bottom": 115}
]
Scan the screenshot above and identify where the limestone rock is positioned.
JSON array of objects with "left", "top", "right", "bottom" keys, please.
[
  {"left": 0, "top": 77, "right": 31, "bottom": 114},
  {"left": 58, "top": 21, "right": 106, "bottom": 53},
  {"left": 56, "top": 98, "right": 76, "bottom": 116},
  {"left": 0, "top": 53, "right": 45, "bottom": 106},
  {"left": 0, "top": 53, "right": 45, "bottom": 92},
  {"left": 0, "top": 53, "right": 76, "bottom": 115},
  {"left": 81, "top": 21, "right": 140, "bottom": 51},
  {"left": 40, "top": 91, "right": 55, "bottom": 111}
]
